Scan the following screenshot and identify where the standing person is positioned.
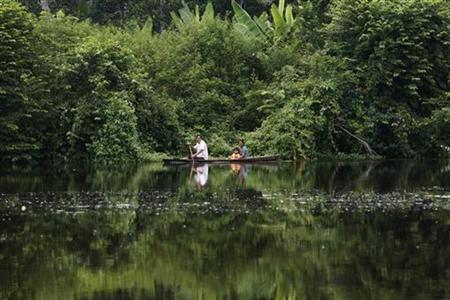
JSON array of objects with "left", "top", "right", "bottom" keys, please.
[
  {"left": 238, "top": 139, "right": 249, "bottom": 159},
  {"left": 188, "top": 135, "right": 209, "bottom": 160}
]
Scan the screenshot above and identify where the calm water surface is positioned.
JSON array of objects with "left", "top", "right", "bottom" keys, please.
[{"left": 0, "top": 160, "right": 449, "bottom": 300}]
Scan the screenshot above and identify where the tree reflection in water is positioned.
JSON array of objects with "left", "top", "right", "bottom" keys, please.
[{"left": 0, "top": 160, "right": 448, "bottom": 299}]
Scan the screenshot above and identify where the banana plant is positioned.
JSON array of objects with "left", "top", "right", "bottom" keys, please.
[
  {"left": 170, "top": 1, "right": 215, "bottom": 30},
  {"left": 231, "top": 0, "right": 267, "bottom": 41},
  {"left": 142, "top": 17, "right": 153, "bottom": 35},
  {"left": 270, "top": 0, "right": 295, "bottom": 39},
  {"left": 231, "top": 0, "right": 296, "bottom": 42},
  {"left": 253, "top": 12, "right": 272, "bottom": 37}
]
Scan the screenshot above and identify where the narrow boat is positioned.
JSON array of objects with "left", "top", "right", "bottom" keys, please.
[{"left": 163, "top": 155, "right": 280, "bottom": 165}]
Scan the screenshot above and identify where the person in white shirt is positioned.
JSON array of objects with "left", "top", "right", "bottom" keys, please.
[
  {"left": 190, "top": 163, "right": 209, "bottom": 191},
  {"left": 188, "top": 135, "right": 209, "bottom": 160},
  {"left": 194, "top": 164, "right": 208, "bottom": 187}
]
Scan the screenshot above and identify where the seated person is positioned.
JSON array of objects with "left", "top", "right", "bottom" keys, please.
[
  {"left": 229, "top": 147, "right": 241, "bottom": 160},
  {"left": 238, "top": 139, "right": 249, "bottom": 159},
  {"left": 188, "top": 135, "right": 209, "bottom": 160},
  {"left": 230, "top": 163, "right": 241, "bottom": 175}
]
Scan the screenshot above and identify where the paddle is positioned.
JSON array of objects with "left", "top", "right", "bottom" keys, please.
[{"left": 187, "top": 143, "right": 195, "bottom": 163}]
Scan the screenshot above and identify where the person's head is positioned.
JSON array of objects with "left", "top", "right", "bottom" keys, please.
[
  {"left": 233, "top": 147, "right": 240, "bottom": 154},
  {"left": 239, "top": 139, "right": 245, "bottom": 147},
  {"left": 196, "top": 135, "right": 202, "bottom": 143}
]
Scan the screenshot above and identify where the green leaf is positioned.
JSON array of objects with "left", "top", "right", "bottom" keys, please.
[
  {"left": 253, "top": 12, "right": 273, "bottom": 36},
  {"left": 278, "top": 0, "right": 285, "bottom": 17},
  {"left": 202, "top": 2, "right": 214, "bottom": 22},
  {"left": 285, "top": 5, "right": 294, "bottom": 27},
  {"left": 231, "top": 0, "right": 266, "bottom": 40},
  {"left": 170, "top": 11, "right": 184, "bottom": 30},
  {"left": 271, "top": 4, "right": 286, "bottom": 38}
]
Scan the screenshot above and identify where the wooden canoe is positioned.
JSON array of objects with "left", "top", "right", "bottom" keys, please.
[{"left": 163, "top": 155, "right": 280, "bottom": 165}]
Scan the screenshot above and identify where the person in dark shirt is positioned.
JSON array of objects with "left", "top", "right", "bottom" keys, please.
[{"left": 238, "top": 139, "right": 249, "bottom": 159}]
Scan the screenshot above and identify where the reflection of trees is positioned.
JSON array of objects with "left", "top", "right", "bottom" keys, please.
[
  {"left": 0, "top": 202, "right": 449, "bottom": 299},
  {"left": 1, "top": 160, "right": 449, "bottom": 193},
  {"left": 1, "top": 160, "right": 449, "bottom": 299},
  {"left": 0, "top": 209, "right": 139, "bottom": 299},
  {"left": 312, "top": 160, "right": 450, "bottom": 192}
]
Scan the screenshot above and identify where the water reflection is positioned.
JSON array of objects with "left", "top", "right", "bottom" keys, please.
[
  {"left": 1, "top": 160, "right": 448, "bottom": 193},
  {"left": 0, "top": 160, "right": 449, "bottom": 299},
  {"left": 0, "top": 209, "right": 449, "bottom": 299},
  {"left": 178, "top": 162, "right": 249, "bottom": 191},
  {"left": 190, "top": 163, "right": 209, "bottom": 191},
  {"left": 230, "top": 163, "right": 249, "bottom": 184}
]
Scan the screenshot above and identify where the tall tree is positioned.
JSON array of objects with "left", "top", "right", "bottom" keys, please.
[{"left": 0, "top": 0, "right": 40, "bottom": 162}]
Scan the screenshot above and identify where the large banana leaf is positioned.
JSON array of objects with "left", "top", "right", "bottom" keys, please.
[
  {"left": 194, "top": 4, "right": 200, "bottom": 22},
  {"left": 142, "top": 17, "right": 153, "bottom": 35},
  {"left": 170, "top": 11, "right": 184, "bottom": 30},
  {"left": 202, "top": 2, "right": 214, "bottom": 21},
  {"left": 271, "top": 4, "right": 286, "bottom": 38},
  {"left": 253, "top": 12, "right": 273, "bottom": 36},
  {"left": 270, "top": 1, "right": 296, "bottom": 38},
  {"left": 278, "top": 0, "right": 285, "bottom": 17},
  {"left": 285, "top": 5, "right": 294, "bottom": 26},
  {"left": 231, "top": 0, "right": 266, "bottom": 40},
  {"left": 170, "top": 1, "right": 216, "bottom": 30},
  {"left": 178, "top": 2, "right": 194, "bottom": 24}
]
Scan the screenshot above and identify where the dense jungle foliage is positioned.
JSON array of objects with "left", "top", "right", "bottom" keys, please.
[{"left": 1, "top": 0, "right": 449, "bottom": 163}]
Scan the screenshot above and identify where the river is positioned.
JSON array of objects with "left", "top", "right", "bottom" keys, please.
[{"left": 0, "top": 160, "right": 449, "bottom": 299}]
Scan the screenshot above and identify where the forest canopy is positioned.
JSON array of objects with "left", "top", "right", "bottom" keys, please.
[{"left": 1, "top": 0, "right": 449, "bottom": 163}]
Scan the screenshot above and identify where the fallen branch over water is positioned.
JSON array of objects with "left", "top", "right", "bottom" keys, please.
[{"left": 338, "top": 126, "right": 379, "bottom": 157}]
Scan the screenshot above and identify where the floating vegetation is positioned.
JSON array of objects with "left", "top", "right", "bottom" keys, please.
[{"left": 0, "top": 189, "right": 448, "bottom": 216}]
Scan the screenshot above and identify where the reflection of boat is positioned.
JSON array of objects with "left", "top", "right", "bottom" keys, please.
[{"left": 163, "top": 155, "right": 280, "bottom": 165}]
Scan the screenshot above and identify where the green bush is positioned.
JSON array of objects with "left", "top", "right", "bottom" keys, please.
[
  {"left": 90, "top": 92, "right": 141, "bottom": 162},
  {"left": 59, "top": 36, "right": 142, "bottom": 161},
  {"left": 146, "top": 17, "right": 263, "bottom": 129},
  {"left": 418, "top": 106, "right": 450, "bottom": 157},
  {"left": 2, "top": 0, "right": 449, "bottom": 163},
  {"left": 132, "top": 87, "right": 182, "bottom": 154},
  {"left": 0, "top": 0, "right": 40, "bottom": 162},
  {"left": 207, "top": 133, "right": 234, "bottom": 157},
  {"left": 249, "top": 96, "right": 322, "bottom": 160},
  {"left": 326, "top": 0, "right": 449, "bottom": 157}
]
